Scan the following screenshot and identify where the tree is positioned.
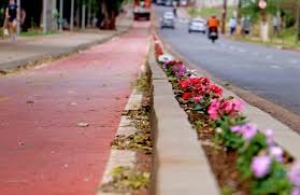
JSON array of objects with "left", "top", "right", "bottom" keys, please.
[
  {"left": 97, "top": 0, "right": 123, "bottom": 30},
  {"left": 240, "top": 0, "right": 282, "bottom": 41}
]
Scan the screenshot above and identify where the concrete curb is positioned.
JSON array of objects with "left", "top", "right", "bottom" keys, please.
[
  {"left": 155, "top": 30, "right": 300, "bottom": 161},
  {"left": 97, "top": 71, "right": 145, "bottom": 195},
  {"left": 98, "top": 42, "right": 151, "bottom": 195},
  {"left": 0, "top": 20, "right": 133, "bottom": 74},
  {"left": 149, "top": 42, "right": 220, "bottom": 195}
]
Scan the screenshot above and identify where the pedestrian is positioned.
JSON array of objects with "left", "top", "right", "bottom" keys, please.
[
  {"left": 241, "top": 16, "right": 251, "bottom": 36},
  {"left": 5, "top": 0, "right": 19, "bottom": 41},
  {"left": 272, "top": 15, "right": 279, "bottom": 36},
  {"left": 173, "top": 6, "right": 177, "bottom": 17},
  {"left": 229, "top": 16, "right": 237, "bottom": 35}
]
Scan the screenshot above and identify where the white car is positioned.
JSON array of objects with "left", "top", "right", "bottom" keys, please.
[
  {"left": 180, "top": 0, "right": 188, "bottom": 6},
  {"left": 188, "top": 18, "right": 207, "bottom": 34},
  {"left": 160, "top": 12, "right": 175, "bottom": 29},
  {"left": 164, "top": 0, "right": 173, "bottom": 6},
  {"left": 156, "top": 0, "right": 163, "bottom": 5}
]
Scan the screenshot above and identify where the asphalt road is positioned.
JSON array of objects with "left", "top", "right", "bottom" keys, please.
[{"left": 155, "top": 6, "right": 300, "bottom": 115}]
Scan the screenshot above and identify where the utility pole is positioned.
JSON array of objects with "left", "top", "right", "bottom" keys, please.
[
  {"left": 88, "top": 0, "right": 92, "bottom": 27},
  {"left": 237, "top": 0, "right": 242, "bottom": 34},
  {"left": 43, "top": 0, "right": 47, "bottom": 34},
  {"left": 221, "top": 0, "right": 227, "bottom": 34},
  {"left": 81, "top": 4, "right": 86, "bottom": 30},
  {"left": 59, "top": 0, "right": 63, "bottom": 32},
  {"left": 17, "top": 0, "right": 20, "bottom": 35},
  {"left": 296, "top": 3, "right": 300, "bottom": 43},
  {"left": 70, "top": 0, "right": 74, "bottom": 31}
]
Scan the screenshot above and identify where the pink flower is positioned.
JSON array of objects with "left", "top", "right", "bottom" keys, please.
[
  {"left": 208, "top": 99, "right": 220, "bottom": 120},
  {"left": 230, "top": 125, "right": 243, "bottom": 133},
  {"left": 242, "top": 123, "right": 258, "bottom": 140},
  {"left": 193, "top": 96, "right": 203, "bottom": 103},
  {"left": 232, "top": 99, "right": 243, "bottom": 112},
  {"left": 222, "top": 100, "right": 234, "bottom": 113},
  {"left": 230, "top": 123, "right": 257, "bottom": 140},
  {"left": 291, "top": 187, "right": 300, "bottom": 195},
  {"left": 263, "top": 129, "right": 275, "bottom": 146},
  {"left": 288, "top": 163, "right": 300, "bottom": 187},
  {"left": 269, "top": 146, "right": 284, "bottom": 162},
  {"left": 264, "top": 129, "right": 274, "bottom": 137},
  {"left": 251, "top": 155, "right": 272, "bottom": 178}
]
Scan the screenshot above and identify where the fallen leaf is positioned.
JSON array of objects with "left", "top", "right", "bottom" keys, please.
[
  {"left": 70, "top": 102, "right": 77, "bottom": 106},
  {"left": 78, "top": 122, "right": 89, "bottom": 127},
  {"left": 26, "top": 100, "right": 34, "bottom": 104}
]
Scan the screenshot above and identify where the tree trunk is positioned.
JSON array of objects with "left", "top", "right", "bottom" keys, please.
[
  {"left": 260, "top": 9, "right": 269, "bottom": 42},
  {"left": 98, "top": 0, "right": 120, "bottom": 30}
]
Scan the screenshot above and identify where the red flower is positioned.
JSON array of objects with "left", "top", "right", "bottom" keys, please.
[
  {"left": 208, "top": 84, "right": 223, "bottom": 96},
  {"left": 182, "top": 92, "right": 193, "bottom": 100}
]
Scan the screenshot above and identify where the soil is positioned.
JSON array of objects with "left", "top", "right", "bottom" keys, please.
[{"left": 133, "top": 152, "right": 153, "bottom": 195}]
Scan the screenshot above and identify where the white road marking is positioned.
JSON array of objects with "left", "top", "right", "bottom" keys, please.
[
  {"left": 290, "top": 59, "right": 299, "bottom": 64},
  {"left": 229, "top": 46, "right": 235, "bottom": 50},
  {"left": 266, "top": 55, "right": 273, "bottom": 60},
  {"left": 270, "top": 65, "right": 282, "bottom": 69}
]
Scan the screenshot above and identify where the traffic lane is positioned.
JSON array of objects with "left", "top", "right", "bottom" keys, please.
[{"left": 156, "top": 12, "right": 300, "bottom": 114}]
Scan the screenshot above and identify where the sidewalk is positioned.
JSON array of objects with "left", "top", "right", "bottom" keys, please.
[
  {"left": 0, "top": 21, "right": 150, "bottom": 195},
  {"left": 0, "top": 15, "right": 132, "bottom": 73}
]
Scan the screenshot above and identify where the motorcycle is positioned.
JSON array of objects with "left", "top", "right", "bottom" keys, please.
[{"left": 208, "top": 27, "right": 218, "bottom": 43}]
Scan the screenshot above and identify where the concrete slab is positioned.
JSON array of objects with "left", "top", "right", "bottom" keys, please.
[{"left": 151, "top": 44, "right": 220, "bottom": 195}]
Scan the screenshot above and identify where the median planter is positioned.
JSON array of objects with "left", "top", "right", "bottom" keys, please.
[{"left": 153, "top": 35, "right": 300, "bottom": 195}]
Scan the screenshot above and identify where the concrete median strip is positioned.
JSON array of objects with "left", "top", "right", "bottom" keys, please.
[{"left": 149, "top": 43, "right": 220, "bottom": 195}]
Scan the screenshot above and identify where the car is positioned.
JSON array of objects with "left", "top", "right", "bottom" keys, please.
[
  {"left": 160, "top": 12, "right": 175, "bottom": 29},
  {"left": 156, "top": 0, "right": 164, "bottom": 5},
  {"left": 180, "top": 0, "right": 188, "bottom": 6},
  {"left": 188, "top": 18, "right": 207, "bottom": 34},
  {"left": 164, "top": 0, "right": 173, "bottom": 6}
]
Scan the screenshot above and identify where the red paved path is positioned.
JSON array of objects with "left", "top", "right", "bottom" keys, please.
[{"left": 0, "top": 22, "right": 149, "bottom": 195}]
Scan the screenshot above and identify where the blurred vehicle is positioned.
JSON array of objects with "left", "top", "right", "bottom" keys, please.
[
  {"left": 208, "top": 27, "right": 218, "bottom": 43},
  {"left": 180, "top": 0, "right": 188, "bottom": 6},
  {"left": 133, "top": 0, "right": 151, "bottom": 21},
  {"left": 160, "top": 12, "right": 175, "bottom": 29},
  {"left": 188, "top": 18, "right": 206, "bottom": 33},
  {"left": 164, "top": 0, "right": 173, "bottom": 6},
  {"left": 156, "top": 0, "right": 164, "bottom": 5}
]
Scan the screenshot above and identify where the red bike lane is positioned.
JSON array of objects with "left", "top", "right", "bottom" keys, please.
[{"left": 0, "top": 22, "right": 150, "bottom": 195}]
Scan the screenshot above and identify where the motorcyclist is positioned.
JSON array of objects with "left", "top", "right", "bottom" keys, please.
[{"left": 207, "top": 15, "right": 220, "bottom": 37}]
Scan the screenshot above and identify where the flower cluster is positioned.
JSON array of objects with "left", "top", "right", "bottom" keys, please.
[
  {"left": 208, "top": 98, "right": 243, "bottom": 120},
  {"left": 153, "top": 36, "right": 299, "bottom": 194}
]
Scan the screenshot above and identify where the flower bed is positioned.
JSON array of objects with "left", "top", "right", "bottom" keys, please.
[{"left": 153, "top": 37, "right": 300, "bottom": 195}]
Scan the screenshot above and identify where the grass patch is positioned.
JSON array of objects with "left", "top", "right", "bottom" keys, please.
[
  {"left": 111, "top": 132, "right": 152, "bottom": 154},
  {"left": 132, "top": 73, "right": 151, "bottom": 93},
  {"left": 20, "top": 29, "right": 58, "bottom": 37},
  {"left": 100, "top": 166, "right": 150, "bottom": 193},
  {"left": 188, "top": 6, "right": 236, "bottom": 19}
]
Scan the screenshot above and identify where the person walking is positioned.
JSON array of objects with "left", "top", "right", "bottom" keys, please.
[
  {"left": 229, "top": 16, "right": 237, "bottom": 35},
  {"left": 5, "top": 0, "right": 19, "bottom": 41},
  {"left": 272, "top": 15, "right": 280, "bottom": 36}
]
